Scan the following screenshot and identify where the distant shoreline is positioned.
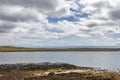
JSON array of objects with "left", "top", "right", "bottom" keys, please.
[{"left": 0, "top": 46, "right": 120, "bottom": 52}]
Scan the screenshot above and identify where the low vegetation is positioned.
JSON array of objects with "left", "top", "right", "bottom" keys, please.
[
  {"left": 0, "top": 46, "right": 120, "bottom": 52},
  {"left": 0, "top": 62, "right": 120, "bottom": 80}
]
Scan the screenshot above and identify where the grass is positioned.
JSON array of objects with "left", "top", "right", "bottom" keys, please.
[{"left": 0, "top": 46, "right": 120, "bottom": 52}]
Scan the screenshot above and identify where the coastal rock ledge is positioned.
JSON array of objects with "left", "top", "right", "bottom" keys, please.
[{"left": 0, "top": 62, "right": 77, "bottom": 70}]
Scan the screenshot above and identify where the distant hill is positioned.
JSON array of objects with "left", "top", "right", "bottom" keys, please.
[
  {"left": 0, "top": 46, "right": 120, "bottom": 52},
  {"left": 36, "top": 46, "right": 120, "bottom": 48}
]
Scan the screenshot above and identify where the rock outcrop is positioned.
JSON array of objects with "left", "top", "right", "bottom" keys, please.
[{"left": 0, "top": 62, "right": 77, "bottom": 70}]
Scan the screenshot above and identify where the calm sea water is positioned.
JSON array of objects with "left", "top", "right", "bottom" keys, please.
[{"left": 0, "top": 52, "right": 120, "bottom": 70}]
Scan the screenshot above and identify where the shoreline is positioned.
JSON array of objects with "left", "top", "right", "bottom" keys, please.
[
  {"left": 0, "top": 50, "right": 120, "bottom": 52},
  {"left": 0, "top": 62, "right": 120, "bottom": 80},
  {"left": 0, "top": 46, "right": 120, "bottom": 52}
]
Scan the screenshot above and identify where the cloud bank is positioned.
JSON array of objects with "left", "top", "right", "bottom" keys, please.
[{"left": 0, "top": 0, "right": 120, "bottom": 47}]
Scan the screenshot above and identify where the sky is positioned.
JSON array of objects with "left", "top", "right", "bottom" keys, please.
[{"left": 0, "top": 0, "right": 120, "bottom": 47}]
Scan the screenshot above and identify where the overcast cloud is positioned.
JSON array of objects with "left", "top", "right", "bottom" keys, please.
[{"left": 0, "top": 0, "right": 120, "bottom": 47}]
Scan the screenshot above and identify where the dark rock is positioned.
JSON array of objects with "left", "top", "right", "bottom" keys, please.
[{"left": 0, "top": 62, "right": 77, "bottom": 70}]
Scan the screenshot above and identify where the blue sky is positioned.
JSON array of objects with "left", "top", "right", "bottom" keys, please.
[{"left": 0, "top": 0, "right": 120, "bottom": 47}]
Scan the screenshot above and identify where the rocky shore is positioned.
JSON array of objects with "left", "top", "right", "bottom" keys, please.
[
  {"left": 0, "top": 62, "right": 77, "bottom": 70},
  {"left": 0, "top": 62, "right": 120, "bottom": 80}
]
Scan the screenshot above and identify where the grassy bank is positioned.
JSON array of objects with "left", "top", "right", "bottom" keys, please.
[{"left": 0, "top": 46, "right": 120, "bottom": 52}]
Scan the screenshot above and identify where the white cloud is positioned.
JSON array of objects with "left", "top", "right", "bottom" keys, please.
[{"left": 0, "top": 0, "right": 120, "bottom": 46}]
